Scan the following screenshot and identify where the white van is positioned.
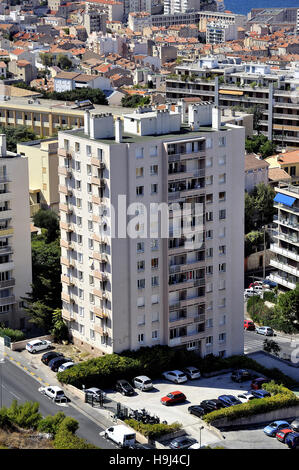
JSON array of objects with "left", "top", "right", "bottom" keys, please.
[{"left": 100, "top": 425, "right": 136, "bottom": 447}]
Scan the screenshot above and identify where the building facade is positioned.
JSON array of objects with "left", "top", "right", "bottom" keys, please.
[
  {"left": 58, "top": 105, "right": 244, "bottom": 357},
  {"left": 0, "top": 134, "right": 32, "bottom": 329}
]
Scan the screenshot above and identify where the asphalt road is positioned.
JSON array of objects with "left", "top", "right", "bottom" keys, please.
[
  {"left": 0, "top": 360, "right": 117, "bottom": 449},
  {"left": 244, "top": 329, "right": 297, "bottom": 356}
]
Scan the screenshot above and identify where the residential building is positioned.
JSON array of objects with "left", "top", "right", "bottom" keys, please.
[
  {"left": 0, "top": 134, "right": 32, "bottom": 330},
  {"left": 245, "top": 153, "right": 269, "bottom": 193},
  {"left": 17, "top": 139, "right": 60, "bottom": 216},
  {"left": 58, "top": 104, "right": 244, "bottom": 357},
  {"left": 164, "top": 0, "right": 201, "bottom": 15},
  {"left": 269, "top": 183, "right": 299, "bottom": 290},
  {"left": 84, "top": 3, "right": 107, "bottom": 35},
  {"left": 206, "top": 21, "right": 237, "bottom": 44},
  {"left": 54, "top": 71, "right": 112, "bottom": 93},
  {"left": 166, "top": 59, "right": 299, "bottom": 149},
  {"left": 265, "top": 150, "right": 299, "bottom": 182}
]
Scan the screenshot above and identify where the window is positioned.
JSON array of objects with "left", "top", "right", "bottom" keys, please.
[
  {"left": 137, "top": 296, "right": 145, "bottom": 307},
  {"left": 219, "top": 279, "right": 226, "bottom": 290},
  {"left": 219, "top": 263, "right": 226, "bottom": 273},
  {"left": 151, "top": 294, "right": 159, "bottom": 304},
  {"left": 206, "top": 282, "right": 213, "bottom": 293},
  {"left": 206, "top": 247, "right": 213, "bottom": 258},
  {"left": 206, "top": 138, "right": 212, "bottom": 149},
  {"left": 137, "top": 242, "right": 144, "bottom": 253},
  {"left": 77, "top": 216, "right": 82, "bottom": 227},
  {"left": 152, "top": 311, "right": 159, "bottom": 322},
  {"left": 219, "top": 191, "right": 226, "bottom": 202},
  {"left": 88, "top": 220, "right": 93, "bottom": 231},
  {"left": 136, "top": 186, "right": 144, "bottom": 196},
  {"left": 87, "top": 164, "right": 92, "bottom": 176},
  {"left": 219, "top": 209, "right": 226, "bottom": 220},
  {"left": 151, "top": 239, "right": 159, "bottom": 251},
  {"left": 218, "top": 155, "right": 226, "bottom": 166},
  {"left": 219, "top": 333, "right": 226, "bottom": 343},
  {"left": 206, "top": 194, "right": 213, "bottom": 204},
  {"left": 78, "top": 253, "right": 83, "bottom": 263},
  {"left": 206, "top": 229, "right": 213, "bottom": 239},
  {"left": 151, "top": 258, "right": 159, "bottom": 269},
  {"left": 137, "top": 279, "right": 145, "bottom": 289},
  {"left": 138, "top": 314, "right": 145, "bottom": 325},
  {"left": 219, "top": 297, "right": 226, "bottom": 308},
  {"left": 152, "top": 330, "right": 159, "bottom": 340},
  {"left": 97, "top": 148, "right": 103, "bottom": 160},
  {"left": 219, "top": 173, "right": 226, "bottom": 184},
  {"left": 206, "top": 265, "right": 213, "bottom": 276},
  {"left": 219, "top": 245, "right": 226, "bottom": 255},
  {"left": 79, "top": 306, "right": 84, "bottom": 317},
  {"left": 78, "top": 288, "right": 84, "bottom": 299},
  {"left": 79, "top": 324, "right": 84, "bottom": 335},
  {"left": 151, "top": 183, "right": 158, "bottom": 194},
  {"left": 151, "top": 276, "right": 159, "bottom": 287},
  {"left": 89, "top": 293, "right": 94, "bottom": 304},
  {"left": 136, "top": 148, "right": 144, "bottom": 159},
  {"left": 77, "top": 234, "right": 82, "bottom": 244},
  {"left": 219, "top": 226, "right": 226, "bottom": 238},
  {"left": 206, "top": 211, "right": 213, "bottom": 222},
  {"left": 136, "top": 167, "right": 144, "bottom": 178},
  {"left": 150, "top": 165, "right": 158, "bottom": 175},
  {"left": 89, "top": 275, "right": 94, "bottom": 285},
  {"left": 206, "top": 175, "right": 213, "bottom": 185},
  {"left": 88, "top": 202, "right": 93, "bottom": 212},
  {"left": 75, "top": 161, "right": 81, "bottom": 172},
  {"left": 78, "top": 270, "right": 83, "bottom": 281},
  {"left": 86, "top": 145, "right": 91, "bottom": 157},
  {"left": 206, "top": 157, "right": 213, "bottom": 168},
  {"left": 150, "top": 145, "right": 158, "bottom": 157},
  {"left": 90, "top": 311, "right": 95, "bottom": 322},
  {"left": 219, "top": 136, "right": 226, "bottom": 147},
  {"left": 90, "top": 329, "right": 95, "bottom": 341},
  {"left": 137, "top": 260, "right": 145, "bottom": 271},
  {"left": 206, "top": 318, "right": 213, "bottom": 328},
  {"left": 219, "top": 314, "right": 226, "bottom": 326},
  {"left": 87, "top": 183, "right": 92, "bottom": 194},
  {"left": 76, "top": 198, "right": 82, "bottom": 208},
  {"left": 75, "top": 142, "right": 80, "bottom": 153},
  {"left": 88, "top": 238, "right": 94, "bottom": 250},
  {"left": 138, "top": 333, "right": 144, "bottom": 343},
  {"left": 206, "top": 336, "right": 213, "bottom": 345}
]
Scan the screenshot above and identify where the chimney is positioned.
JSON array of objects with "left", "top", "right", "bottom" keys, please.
[
  {"left": 84, "top": 110, "right": 90, "bottom": 136},
  {"left": 212, "top": 106, "right": 221, "bottom": 130},
  {"left": 0, "top": 134, "right": 6, "bottom": 157},
  {"left": 115, "top": 117, "right": 122, "bottom": 143}
]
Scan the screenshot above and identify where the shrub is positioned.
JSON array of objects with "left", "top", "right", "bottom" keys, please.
[
  {"left": 203, "top": 384, "right": 299, "bottom": 424},
  {"left": 6, "top": 400, "right": 42, "bottom": 429},
  {"left": 37, "top": 412, "right": 66, "bottom": 435},
  {"left": 53, "top": 429, "right": 97, "bottom": 449},
  {"left": 0, "top": 327, "right": 25, "bottom": 343},
  {"left": 124, "top": 419, "right": 181, "bottom": 439}
]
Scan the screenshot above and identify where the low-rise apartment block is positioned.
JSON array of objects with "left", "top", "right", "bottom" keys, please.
[{"left": 58, "top": 104, "right": 244, "bottom": 357}]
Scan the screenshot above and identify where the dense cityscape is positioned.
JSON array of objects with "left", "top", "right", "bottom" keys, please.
[{"left": 0, "top": 0, "right": 298, "bottom": 458}]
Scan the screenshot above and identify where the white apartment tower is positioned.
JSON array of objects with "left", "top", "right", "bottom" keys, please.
[
  {"left": 0, "top": 134, "right": 32, "bottom": 330},
  {"left": 58, "top": 105, "right": 244, "bottom": 357},
  {"left": 164, "top": 0, "right": 201, "bottom": 15}
]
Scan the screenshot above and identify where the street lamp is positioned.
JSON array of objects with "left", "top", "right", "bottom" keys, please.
[{"left": 199, "top": 425, "right": 204, "bottom": 448}]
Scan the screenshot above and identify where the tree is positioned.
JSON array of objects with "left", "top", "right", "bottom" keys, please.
[
  {"left": 0, "top": 125, "right": 37, "bottom": 153},
  {"left": 33, "top": 209, "right": 59, "bottom": 243},
  {"left": 245, "top": 134, "right": 277, "bottom": 158},
  {"left": 56, "top": 54, "right": 72, "bottom": 70},
  {"left": 40, "top": 52, "right": 54, "bottom": 68},
  {"left": 272, "top": 285, "right": 299, "bottom": 333},
  {"left": 251, "top": 183, "right": 276, "bottom": 228},
  {"left": 121, "top": 94, "right": 150, "bottom": 108},
  {"left": 263, "top": 339, "right": 281, "bottom": 357},
  {"left": 51, "top": 309, "right": 69, "bottom": 343},
  {"left": 245, "top": 192, "right": 256, "bottom": 233},
  {"left": 260, "top": 139, "right": 277, "bottom": 158}
]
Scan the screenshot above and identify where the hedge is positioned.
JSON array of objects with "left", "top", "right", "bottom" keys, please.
[
  {"left": 202, "top": 382, "right": 299, "bottom": 424},
  {"left": 0, "top": 327, "right": 25, "bottom": 343},
  {"left": 57, "top": 346, "right": 297, "bottom": 390},
  {"left": 123, "top": 419, "right": 181, "bottom": 439}
]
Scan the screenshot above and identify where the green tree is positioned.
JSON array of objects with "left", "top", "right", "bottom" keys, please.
[
  {"left": 33, "top": 209, "right": 59, "bottom": 243},
  {"left": 56, "top": 54, "right": 72, "bottom": 70},
  {"left": 51, "top": 309, "right": 69, "bottom": 342},
  {"left": 0, "top": 125, "right": 37, "bottom": 153},
  {"left": 40, "top": 52, "right": 54, "bottom": 68},
  {"left": 260, "top": 139, "right": 277, "bottom": 158},
  {"left": 245, "top": 191, "right": 256, "bottom": 233},
  {"left": 251, "top": 183, "right": 276, "bottom": 228},
  {"left": 121, "top": 94, "right": 150, "bottom": 108},
  {"left": 273, "top": 285, "right": 299, "bottom": 333},
  {"left": 245, "top": 134, "right": 276, "bottom": 158},
  {"left": 6, "top": 400, "right": 42, "bottom": 429},
  {"left": 37, "top": 411, "right": 66, "bottom": 435},
  {"left": 263, "top": 339, "right": 281, "bottom": 356}
]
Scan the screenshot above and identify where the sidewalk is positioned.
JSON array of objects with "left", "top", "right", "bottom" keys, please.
[{"left": 247, "top": 351, "right": 299, "bottom": 383}]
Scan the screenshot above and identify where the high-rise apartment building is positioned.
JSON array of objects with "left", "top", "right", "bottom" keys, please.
[
  {"left": 0, "top": 134, "right": 32, "bottom": 330},
  {"left": 58, "top": 105, "right": 244, "bottom": 357},
  {"left": 164, "top": 0, "right": 201, "bottom": 15},
  {"left": 269, "top": 183, "right": 299, "bottom": 290}
]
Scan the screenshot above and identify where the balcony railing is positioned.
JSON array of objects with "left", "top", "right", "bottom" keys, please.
[
  {"left": 0, "top": 295, "right": 15, "bottom": 306},
  {"left": 270, "top": 243, "right": 299, "bottom": 263},
  {"left": 270, "top": 259, "right": 299, "bottom": 278}
]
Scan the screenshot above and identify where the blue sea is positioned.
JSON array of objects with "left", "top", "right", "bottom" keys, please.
[{"left": 224, "top": 0, "right": 299, "bottom": 15}]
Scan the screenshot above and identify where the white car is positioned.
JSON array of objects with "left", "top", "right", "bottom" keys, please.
[
  {"left": 182, "top": 366, "right": 201, "bottom": 380},
  {"left": 85, "top": 387, "right": 107, "bottom": 400},
  {"left": 39, "top": 385, "right": 66, "bottom": 401},
  {"left": 237, "top": 392, "right": 256, "bottom": 403},
  {"left": 58, "top": 361, "right": 75, "bottom": 373},
  {"left": 244, "top": 288, "right": 255, "bottom": 299},
  {"left": 256, "top": 326, "right": 274, "bottom": 336},
  {"left": 162, "top": 370, "right": 188, "bottom": 384},
  {"left": 26, "top": 339, "right": 52, "bottom": 354}
]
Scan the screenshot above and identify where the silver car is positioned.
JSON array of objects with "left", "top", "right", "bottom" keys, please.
[
  {"left": 256, "top": 326, "right": 274, "bottom": 336},
  {"left": 133, "top": 376, "right": 153, "bottom": 391}
]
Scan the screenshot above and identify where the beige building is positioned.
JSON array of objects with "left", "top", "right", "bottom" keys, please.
[
  {"left": 17, "top": 139, "right": 60, "bottom": 216},
  {"left": 0, "top": 134, "right": 32, "bottom": 330},
  {"left": 58, "top": 104, "right": 245, "bottom": 357}
]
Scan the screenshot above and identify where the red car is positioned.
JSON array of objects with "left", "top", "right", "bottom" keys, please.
[
  {"left": 244, "top": 319, "right": 255, "bottom": 331},
  {"left": 251, "top": 377, "right": 271, "bottom": 390},
  {"left": 276, "top": 428, "right": 294, "bottom": 443},
  {"left": 161, "top": 391, "right": 186, "bottom": 406}
]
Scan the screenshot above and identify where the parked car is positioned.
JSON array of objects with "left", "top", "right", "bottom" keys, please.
[
  {"left": 231, "top": 369, "right": 251, "bottom": 382},
  {"left": 218, "top": 395, "right": 242, "bottom": 407},
  {"left": 249, "top": 281, "right": 263, "bottom": 288},
  {"left": 85, "top": 387, "right": 106, "bottom": 400},
  {"left": 290, "top": 418, "right": 299, "bottom": 432},
  {"left": 133, "top": 376, "right": 153, "bottom": 391},
  {"left": 26, "top": 339, "right": 52, "bottom": 354},
  {"left": 100, "top": 425, "right": 136, "bottom": 448},
  {"left": 188, "top": 405, "right": 205, "bottom": 418},
  {"left": 49, "top": 356, "right": 72, "bottom": 372},
  {"left": 285, "top": 432, "right": 299, "bottom": 449},
  {"left": 263, "top": 279, "right": 277, "bottom": 288},
  {"left": 58, "top": 361, "right": 75, "bottom": 373},
  {"left": 251, "top": 389, "right": 271, "bottom": 399},
  {"left": 199, "top": 399, "right": 224, "bottom": 413},
  {"left": 162, "top": 370, "right": 188, "bottom": 384},
  {"left": 161, "top": 391, "right": 186, "bottom": 406},
  {"left": 182, "top": 366, "right": 201, "bottom": 380},
  {"left": 39, "top": 385, "right": 66, "bottom": 401},
  {"left": 244, "top": 288, "right": 255, "bottom": 299},
  {"left": 41, "top": 351, "right": 63, "bottom": 365},
  {"left": 237, "top": 392, "right": 256, "bottom": 403},
  {"left": 256, "top": 326, "right": 274, "bottom": 336},
  {"left": 276, "top": 428, "right": 294, "bottom": 443},
  {"left": 169, "top": 436, "right": 197, "bottom": 449},
  {"left": 251, "top": 377, "right": 271, "bottom": 390},
  {"left": 244, "top": 320, "right": 255, "bottom": 331},
  {"left": 263, "top": 420, "right": 290, "bottom": 437},
  {"left": 115, "top": 380, "right": 135, "bottom": 396}
]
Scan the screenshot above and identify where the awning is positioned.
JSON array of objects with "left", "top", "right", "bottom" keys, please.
[
  {"left": 219, "top": 89, "right": 244, "bottom": 96},
  {"left": 274, "top": 192, "right": 296, "bottom": 207}
]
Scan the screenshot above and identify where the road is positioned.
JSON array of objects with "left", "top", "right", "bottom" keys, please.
[
  {"left": 0, "top": 360, "right": 117, "bottom": 449},
  {"left": 244, "top": 329, "right": 297, "bottom": 357}
]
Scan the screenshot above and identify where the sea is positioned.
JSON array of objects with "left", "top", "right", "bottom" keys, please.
[{"left": 224, "top": 0, "right": 299, "bottom": 16}]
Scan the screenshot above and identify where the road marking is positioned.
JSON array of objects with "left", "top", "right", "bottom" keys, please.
[
  {"left": 2, "top": 385, "right": 21, "bottom": 400},
  {"left": 30, "top": 372, "right": 35, "bottom": 376}
]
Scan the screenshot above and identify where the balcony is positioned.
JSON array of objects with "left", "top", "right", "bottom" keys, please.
[
  {"left": 62, "top": 309, "right": 75, "bottom": 321},
  {"left": 0, "top": 295, "right": 15, "bottom": 306},
  {"left": 60, "top": 257, "right": 74, "bottom": 268},
  {"left": 94, "top": 324, "right": 109, "bottom": 336},
  {"left": 59, "top": 185, "right": 72, "bottom": 196},
  {"left": 0, "top": 261, "right": 14, "bottom": 272},
  {"left": 58, "top": 149, "right": 72, "bottom": 158},
  {"left": 91, "top": 158, "right": 105, "bottom": 169},
  {"left": 58, "top": 166, "right": 72, "bottom": 177},
  {"left": 94, "top": 271, "right": 108, "bottom": 282},
  {"left": 60, "top": 221, "right": 74, "bottom": 232},
  {"left": 59, "top": 203, "right": 73, "bottom": 214},
  {"left": 92, "top": 195, "right": 103, "bottom": 205},
  {"left": 91, "top": 177, "right": 105, "bottom": 188},
  {"left": 93, "top": 288, "right": 109, "bottom": 299},
  {"left": 94, "top": 306, "right": 108, "bottom": 319},
  {"left": 0, "top": 209, "right": 12, "bottom": 220},
  {"left": 274, "top": 231, "right": 299, "bottom": 245},
  {"left": 270, "top": 243, "right": 299, "bottom": 263},
  {"left": 0, "top": 278, "right": 15, "bottom": 289},
  {"left": 61, "top": 274, "right": 74, "bottom": 286},
  {"left": 61, "top": 292, "right": 71, "bottom": 303},
  {"left": 93, "top": 252, "right": 108, "bottom": 263},
  {"left": 60, "top": 239, "right": 72, "bottom": 249},
  {"left": 0, "top": 228, "right": 13, "bottom": 237},
  {"left": 0, "top": 245, "right": 13, "bottom": 255},
  {"left": 270, "top": 259, "right": 299, "bottom": 278},
  {"left": 269, "top": 272, "right": 296, "bottom": 290}
]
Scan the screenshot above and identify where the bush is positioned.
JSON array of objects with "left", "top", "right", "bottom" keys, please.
[
  {"left": 6, "top": 400, "right": 42, "bottom": 429},
  {"left": 53, "top": 429, "right": 97, "bottom": 449},
  {"left": 37, "top": 412, "right": 66, "bottom": 435},
  {"left": 0, "top": 327, "right": 25, "bottom": 342},
  {"left": 203, "top": 384, "right": 299, "bottom": 424},
  {"left": 124, "top": 419, "right": 181, "bottom": 439}
]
